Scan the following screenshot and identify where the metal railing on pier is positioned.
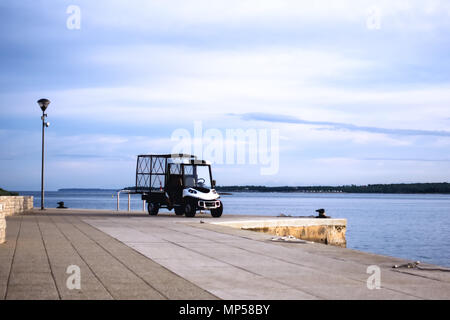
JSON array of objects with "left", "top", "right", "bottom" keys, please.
[{"left": 115, "top": 189, "right": 146, "bottom": 212}]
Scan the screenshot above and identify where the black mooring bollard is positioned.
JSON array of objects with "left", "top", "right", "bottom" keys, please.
[
  {"left": 57, "top": 201, "right": 68, "bottom": 209},
  {"left": 315, "top": 208, "right": 330, "bottom": 218}
]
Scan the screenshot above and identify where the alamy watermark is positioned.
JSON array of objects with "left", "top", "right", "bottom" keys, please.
[
  {"left": 66, "top": 5, "right": 81, "bottom": 30},
  {"left": 366, "top": 265, "right": 381, "bottom": 290},
  {"left": 366, "top": 6, "right": 381, "bottom": 30},
  {"left": 171, "top": 121, "right": 279, "bottom": 175},
  {"left": 66, "top": 265, "right": 81, "bottom": 290}
]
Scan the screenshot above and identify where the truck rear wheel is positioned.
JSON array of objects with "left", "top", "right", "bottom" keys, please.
[
  {"left": 184, "top": 199, "right": 197, "bottom": 217},
  {"left": 211, "top": 202, "right": 223, "bottom": 218},
  {"left": 148, "top": 202, "right": 159, "bottom": 216}
]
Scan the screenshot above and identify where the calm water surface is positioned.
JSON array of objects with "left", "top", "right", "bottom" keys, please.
[{"left": 19, "top": 190, "right": 450, "bottom": 267}]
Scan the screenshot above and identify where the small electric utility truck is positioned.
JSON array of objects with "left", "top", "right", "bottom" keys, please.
[{"left": 135, "top": 154, "right": 223, "bottom": 217}]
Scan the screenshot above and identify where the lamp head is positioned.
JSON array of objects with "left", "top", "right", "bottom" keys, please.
[{"left": 37, "top": 98, "right": 51, "bottom": 112}]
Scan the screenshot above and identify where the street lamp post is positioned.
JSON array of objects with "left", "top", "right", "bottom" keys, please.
[{"left": 37, "top": 99, "right": 50, "bottom": 210}]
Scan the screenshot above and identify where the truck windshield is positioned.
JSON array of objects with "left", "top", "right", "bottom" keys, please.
[{"left": 183, "top": 165, "right": 212, "bottom": 189}]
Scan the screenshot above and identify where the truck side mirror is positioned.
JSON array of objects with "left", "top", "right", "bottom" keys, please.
[{"left": 212, "top": 180, "right": 216, "bottom": 187}]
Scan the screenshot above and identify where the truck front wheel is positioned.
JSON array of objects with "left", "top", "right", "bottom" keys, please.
[
  {"left": 148, "top": 202, "right": 160, "bottom": 216},
  {"left": 184, "top": 199, "right": 197, "bottom": 217},
  {"left": 211, "top": 202, "right": 223, "bottom": 218}
]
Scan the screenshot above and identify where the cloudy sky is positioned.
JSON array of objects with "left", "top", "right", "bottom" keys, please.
[{"left": 1, "top": 0, "right": 450, "bottom": 190}]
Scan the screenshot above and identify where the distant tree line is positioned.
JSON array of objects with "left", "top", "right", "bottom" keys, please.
[
  {"left": 58, "top": 188, "right": 118, "bottom": 192},
  {"left": 0, "top": 188, "right": 18, "bottom": 196},
  {"left": 215, "top": 183, "right": 450, "bottom": 194},
  {"left": 52, "top": 183, "right": 450, "bottom": 194}
]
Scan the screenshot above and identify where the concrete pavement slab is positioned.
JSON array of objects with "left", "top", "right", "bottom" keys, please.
[{"left": 1, "top": 213, "right": 217, "bottom": 300}]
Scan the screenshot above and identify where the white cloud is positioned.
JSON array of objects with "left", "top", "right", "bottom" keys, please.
[
  {"left": 3, "top": 56, "right": 450, "bottom": 132},
  {"left": 86, "top": 0, "right": 450, "bottom": 31}
]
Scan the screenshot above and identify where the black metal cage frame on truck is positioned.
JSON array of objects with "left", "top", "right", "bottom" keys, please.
[
  {"left": 136, "top": 153, "right": 196, "bottom": 193},
  {"left": 135, "top": 154, "right": 222, "bottom": 217},
  {"left": 135, "top": 154, "right": 198, "bottom": 207}
]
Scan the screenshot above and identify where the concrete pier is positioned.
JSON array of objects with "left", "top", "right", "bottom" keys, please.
[
  {"left": 1, "top": 208, "right": 449, "bottom": 300},
  {"left": 212, "top": 218, "right": 347, "bottom": 247},
  {"left": 0, "top": 212, "right": 5, "bottom": 244}
]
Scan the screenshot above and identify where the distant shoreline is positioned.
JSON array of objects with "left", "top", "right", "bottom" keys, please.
[
  {"left": 216, "top": 183, "right": 450, "bottom": 194},
  {"left": 52, "top": 183, "right": 450, "bottom": 194},
  {"left": 58, "top": 188, "right": 118, "bottom": 192}
]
